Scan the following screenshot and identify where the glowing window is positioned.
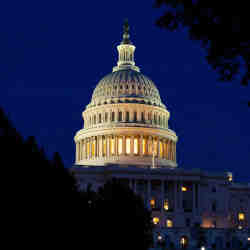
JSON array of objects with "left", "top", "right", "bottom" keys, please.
[
  {"left": 103, "top": 137, "right": 106, "bottom": 156},
  {"left": 166, "top": 219, "right": 173, "bottom": 228},
  {"left": 148, "top": 140, "right": 152, "bottom": 155},
  {"left": 142, "top": 138, "right": 146, "bottom": 155},
  {"left": 164, "top": 200, "right": 169, "bottom": 210},
  {"left": 110, "top": 137, "right": 115, "bottom": 155},
  {"left": 92, "top": 140, "right": 96, "bottom": 157},
  {"left": 159, "top": 141, "right": 163, "bottom": 158},
  {"left": 134, "top": 138, "right": 138, "bottom": 154},
  {"left": 118, "top": 137, "right": 122, "bottom": 155},
  {"left": 87, "top": 141, "right": 90, "bottom": 157},
  {"left": 153, "top": 139, "right": 157, "bottom": 156},
  {"left": 180, "top": 236, "right": 187, "bottom": 248},
  {"left": 153, "top": 217, "right": 159, "bottom": 225},
  {"left": 126, "top": 137, "right": 131, "bottom": 154},
  {"left": 238, "top": 213, "right": 245, "bottom": 221},
  {"left": 98, "top": 139, "right": 102, "bottom": 157},
  {"left": 182, "top": 186, "right": 187, "bottom": 192},
  {"left": 150, "top": 199, "right": 156, "bottom": 208}
]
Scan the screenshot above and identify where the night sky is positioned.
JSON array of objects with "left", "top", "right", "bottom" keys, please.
[{"left": 1, "top": 1, "right": 249, "bottom": 182}]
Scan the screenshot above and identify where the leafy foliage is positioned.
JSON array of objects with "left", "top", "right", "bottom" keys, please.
[{"left": 154, "top": 0, "right": 250, "bottom": 90}]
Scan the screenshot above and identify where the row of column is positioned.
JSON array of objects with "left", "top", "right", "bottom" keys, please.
[
  {"left": 76, "top": 135, "right": 176, "bottom": 162},
  {"left": 84, "top": 110, "right": 168, "bottom": 129}
]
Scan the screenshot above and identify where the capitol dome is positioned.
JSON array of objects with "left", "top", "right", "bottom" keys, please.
[
  {"left": 90, "top": 69, "right": 164, "bottom": 108},
  {"left": 74, "top": 20, "right": 178, "bottom": 168}
]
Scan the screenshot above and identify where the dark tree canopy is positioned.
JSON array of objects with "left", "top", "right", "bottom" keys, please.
[
  {"left": 154, "top": 0, "right": 250, "bottom": 100},
  {"left": 1, "top": 107, "right": 153, "bottom": 250}
]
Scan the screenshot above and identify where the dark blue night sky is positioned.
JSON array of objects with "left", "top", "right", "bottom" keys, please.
[{"left": 1, "top": 1, "right": 249, "bottom": 182}]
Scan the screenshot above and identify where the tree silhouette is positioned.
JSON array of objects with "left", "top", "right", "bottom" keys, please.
[{"left": 154, "top": 0, "right": 250, "bottom": 105}]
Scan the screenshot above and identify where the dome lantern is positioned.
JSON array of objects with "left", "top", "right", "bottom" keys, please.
[{"left": 113, "top": 20, "right": 140, "bottom": 72}]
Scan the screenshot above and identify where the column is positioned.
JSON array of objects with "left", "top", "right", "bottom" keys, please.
[
  {"left": 99, "top": 136, "right": 103, "bottom": 157},
  {"left": 139, "top": 135, "right": 143, "bottom": 156},
  {"left": 131, "top": 136, "right": 134, "bottom": 156},
  {"left": 107, "top": 135, "right": 110, "bottom": 157},
  {"left": 157, "top": 137, "right": 160, "bottom": 158},
  {"left": 115, "top": 135, "right": 118, "bottom": 156},
  {"left": 174, "top": 142, "right": 177, "bottom": 162},
  {"left": 122, "top": 136, "right": 126, "bottom": 155},
  {"left": 94, "top": 137, "right": 97, "bottom": 158},
  {"left": 169, "top": 141, "right": 172, "bottom": 161},
  {"left": 89, "top": 137, "right": 92, "bottom": 159},
  {"left": 76, "top": 142, "right": 79, "bottom": 162}
]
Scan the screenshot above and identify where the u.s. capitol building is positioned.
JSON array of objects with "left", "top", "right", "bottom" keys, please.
[{"left": 71, "top": 21, "right": 250, "bottom": 249}]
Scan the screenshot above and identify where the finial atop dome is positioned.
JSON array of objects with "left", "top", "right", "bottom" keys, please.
[
  {"left": 121, "top": 19, "right": 132, "bottom": 45},
  {"left": 113, "top": 20, "right": 140, "bottom": 72}
]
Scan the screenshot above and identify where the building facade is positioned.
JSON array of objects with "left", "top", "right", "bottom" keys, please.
[{"left": 71, "top": 21, "right": 250, "bottom": 249}]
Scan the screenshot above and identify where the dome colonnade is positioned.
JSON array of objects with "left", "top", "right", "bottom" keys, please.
[{"left": 74, "top": 20, "right": 177, "bottom": 168}]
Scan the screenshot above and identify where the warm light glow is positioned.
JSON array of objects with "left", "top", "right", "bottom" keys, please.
[
  {"left": 87, "top": 142, "right": 90, "bottom": 157},
  {"left": 239, "top": 213, "right": 245, "bottom": 221},
  {"left": 201, "top": 247, "right": 205, "bottom": 250},
  {"left": 227, "top": 172, "right": 233, "bottom": 182},
  {"left": 148, "top": 140, "right": 152, "bottom": 155},
  {"left": 103, "top": 138, "right": 106, "bottom": 156},
  {"left": 159, "top": 141, "right": 163, "bottom": 158},
  {"left": 126, "top": 137, "right": 131, "bottom": 154},
  {"left": 118, "top": 137, "right": 122, "bottom": 155},
  {"left": 111, "top": 137, "right": 115, "bottom": 155},
  {"left": 153, "top": 217, "right": 159, "bottom": 225},
  {"left": 238, "top": 225, "right": 243, "bottom": 230},
  {"left": 158, "top": 235, "right": 163, "bottom": 241},
  {"left": 142, "top": 138, "right": 146, "bottom": 155},
  {"left": 164, "top": 200, "right": 169, "bottom": 210},
  {"left": 153, "top": 139, "right": 157, "bottom": 155},
  {"left": 134, "top": 138, "right": 138, "bottom": 154},
  {"left": 182, "top": 186, "right": 187, "bottom": 192},
  {"left": 247, "top": 237, "right": 250, "bottom": 241},
  {"left": 166, "top": 219, "right": 173, "bottom": 228},
  {"left": 98, "top": 139, "right": 102, "bottom": 156},
  {"left": 150, "top": 199, "right": 156, "bottom": 208},
  {"left": 92, "top": 140, "right": 96, "bottom": 157},
  {"left": 180, "top": 237, "right": 187, "bottom": 247}
]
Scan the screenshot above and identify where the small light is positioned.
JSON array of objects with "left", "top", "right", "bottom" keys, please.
[
  {"left": 153, "top": 217, "right": 160, "bottom": 225},
  {"left": 201, "top": 246, "right": 206, "bottom": 250},
  {"left": 238, "top": 225, "right": 242, "bottom": 230},
  {"left": 182, "top": 186, "right": 187, "bottom": 192},
  {"left": 238, "top": 212, "right": 245, "bottom": 221},
  {"left": 247, "top": 237, "right": 250, "bottom": 241},
  {"left": 158, "top": 235, "right": 162, "bottom": 241}
]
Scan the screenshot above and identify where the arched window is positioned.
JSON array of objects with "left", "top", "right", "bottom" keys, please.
[
  {"left": 142, "top": 137, "right": 147, "bottom": 155},
  {"left": 159, "top": 140, "right": 163, "bottom": 158},
  {"left": 166, "top": 219, "right": 173, "bottom": 228},
  {"left": 110, "top": 137, "right": 115, "bottom": 155},
  {"left": 180, "top": 236, "right": 188, "bottom": 249},
  {"left": 92, "top": 138, "right": 96, "bottom": 157}
]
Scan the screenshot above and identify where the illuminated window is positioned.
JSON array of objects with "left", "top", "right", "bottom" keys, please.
[
  {"left": 103, "top": 137, "right": 106, "bottom": 156},
  {"left": 87, "top": 141, "right": 90, "bottom": 157},
  {"left": 110, "top": 137, "right": 115, "bottom": 155},
  {"left": 150, "top": 198, "right": 156, "bottom": 208},
  {"left": 148, "top": 140, "right": 152, "bottom": 155},
  {"left": 180, "top": 236, "right": 188, "bottom": 248},
  {"left": 118, "top": 137, "right": 122, "bottom": 155},
  {"left": 164, "top": 199, "right": 169, "bottom": 210},
  {"left": 126, "top": 137, "right": 131, "bottom": 154},
  {"left": 92, "top": 139, "right": 96, "bottom": 157},
  {"left": 153, "top": 139, "right": 157, "bottom": 155},
  {"left": 227, "top": 172, "right": 233, "bottom": 182},
  {"left": 163, "top": 142, "right": 167, "bottom": 159},
  {"left": 134, "top": 138, "right": 138, "bottom": 154},
  {"left": 159, "top": 141, "right": 163, "bottom": 158},
  {"left": 182, "top": 186, "right": 187, "bottom": 192},
  {"left": 166, "top": 219, "right": 173, "bottom": 228},
  {"left": 238, "top": 213, "right": 245, "bottom": 221},
  {"left": 153, "top": 217, "right": 159, "bottom": 225},
  {"left": 142, "top": 138, "right": 146, "bottom": 155}
]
